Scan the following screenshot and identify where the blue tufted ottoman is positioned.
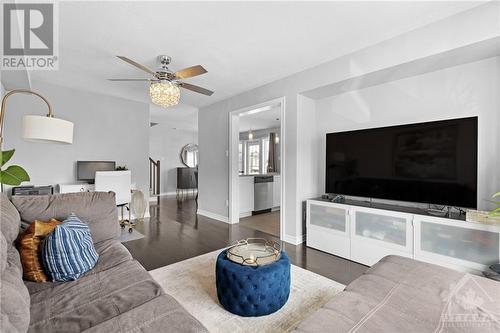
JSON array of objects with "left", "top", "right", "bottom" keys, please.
[{"left": 215, "top": 250, "right": 291, "bottom": 317}]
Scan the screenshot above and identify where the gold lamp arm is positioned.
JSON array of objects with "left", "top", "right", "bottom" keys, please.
[{"left": 0, "top": 89, "right": 53, "bottom": 145}]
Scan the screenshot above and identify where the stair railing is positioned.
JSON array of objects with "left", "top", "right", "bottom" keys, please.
[{"left": 149, "top": 157, "right": 160, "bottom": 205}]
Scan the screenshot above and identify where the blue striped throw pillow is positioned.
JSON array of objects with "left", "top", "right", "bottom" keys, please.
[{"left": 41, "top": 214, "right": 99, "bottom": 282}]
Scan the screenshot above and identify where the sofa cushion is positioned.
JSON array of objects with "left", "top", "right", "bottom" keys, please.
[
  {"left": 23, "top": 239, "right": 133, "bottom": 295},
  {"left": 11, "top": 192, "right": 120, "bottom": 244},
  {"left": 83, "top": 294, "right": 208, "bottom": 333},
  {"left": 86, "top": 239, "right": 132, "bottom": 275},
  {"left": 293, "top": 255, "right": 500, "bottom": 333},
  {"left": 28, "top": 259, "right": 207, "bottom": 333},
  {"left": 41, "top": 214, "right": 98, "bottom": 282},
  {"left": 1, "top": 193, "right": 21, "bottom": 245},
  {"left": 0, "top": 194, "right": 31, "bottom": 333},
  {"left": 17, "top": 219, "right": 61, "bottom": 282}
]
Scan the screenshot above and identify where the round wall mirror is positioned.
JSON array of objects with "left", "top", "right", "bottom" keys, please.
[{"left": 180, "top": 143, "right": 199, "bottom": 168}]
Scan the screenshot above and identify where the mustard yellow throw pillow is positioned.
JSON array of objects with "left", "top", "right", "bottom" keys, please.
[{"left": 17, "top": 219, "right": 61, "bottom": 282}]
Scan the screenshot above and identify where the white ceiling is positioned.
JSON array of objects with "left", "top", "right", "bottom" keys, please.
[
  {"left": 5, "top": 1, "right": 483, "bottom": 109},
  {"left": 239, "top": 106, "right": 281, "bottom": 133},
  {"left": 150, "top": 103, "right": 198, "bottom": 131}
]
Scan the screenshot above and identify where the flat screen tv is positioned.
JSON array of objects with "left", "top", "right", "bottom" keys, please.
[
  {"left": 77, "top": 161, "right": 116, "bottom": 183},
  {"left": 325, "top": 117, "right": 478, "bottom": 208}
]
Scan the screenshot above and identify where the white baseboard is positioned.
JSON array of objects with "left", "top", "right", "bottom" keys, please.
[
  {"left": 148, "top": 192, "right": 172, "bottom": 201},
  {"left": 283, "top": 233, "right": 305, "bottom": 245},
  {"left": 240, "top": 211, "right": 252, "bottom": 218},
  {"left": 149, "top": 191, "right": 197, "bottom": 201},
  {"left": 197, "top": 209, "right": 229, "bottom": 223},
  {"left": 240, "top": 208, "right": 279, "bottom": 218}
]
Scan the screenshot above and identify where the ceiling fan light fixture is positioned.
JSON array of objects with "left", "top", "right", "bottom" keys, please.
[{"left": 149, "top": 81, "right": 180, "bottom": 107}]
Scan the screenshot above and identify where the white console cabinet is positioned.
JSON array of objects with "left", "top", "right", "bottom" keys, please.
[
  {"left": 307, "top": 201, "right": 350, "bottom": 258},
  {"left": 306, "top": 199, "right": 500, "bottom": 273},
  {"left": 58, "top": 183, "right": 95, "bottom": 193},
  {"left": 414, "top": 215, "right": 500, "bottom": 273},
  {"left": 351, "top": 206, "right": 413, "bottom": 266}
]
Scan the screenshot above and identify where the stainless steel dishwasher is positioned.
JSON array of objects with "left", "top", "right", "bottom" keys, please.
[{"left": 253, "top": 176, "right": 274, "bottom": 214}]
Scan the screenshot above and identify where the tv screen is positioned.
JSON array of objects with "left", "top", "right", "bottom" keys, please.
[
  {"left": 77, "top": 161, "right": 116, "bottom": 183},
  {"left": 325, "top": 117, "right": 477, "bottom": 208}
]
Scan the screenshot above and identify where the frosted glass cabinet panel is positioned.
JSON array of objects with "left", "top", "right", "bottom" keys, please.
[
  {"left": 306, "top": 199, "right": 500, "bottom": 272},
  {"left": 420, "top": 221, "right": 499, "bottom": 265},
  {"left": 309, "top": 203, "right": 347, "bottom": 232},
  {"left": 354, "top": 211, "right": 407, "bottom": 246}
]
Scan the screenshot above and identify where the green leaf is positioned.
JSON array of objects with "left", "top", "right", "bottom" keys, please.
[
  {"left": 0, "top": 149, "right": 15, "bottom": 167},
  {"left": 0, "top": 165, "right": 30, "bottom": 185},
  {"left": 492, "top": 192, "right": 500, "bottom": 199},
  {"left": 489, "top": 208, "right": 500, "bottom": 216}
]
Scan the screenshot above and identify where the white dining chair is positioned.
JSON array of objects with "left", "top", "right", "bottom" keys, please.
[{"left": 95, "top": 170, "right": 134, "bottom": 232}]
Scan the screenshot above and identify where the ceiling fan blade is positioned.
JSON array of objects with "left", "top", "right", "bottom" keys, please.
[
  {"left": 116, "top": 56, "right": 157, "bottom": 76},
  {"left": 174, "top": 65, "right": 207, "bottom": 79},
  {"left": 107, "top": 78, "right": 152, "bottom": 81},
  {"left": 180, "top": 82, "right": 214, "bottom": 96}
]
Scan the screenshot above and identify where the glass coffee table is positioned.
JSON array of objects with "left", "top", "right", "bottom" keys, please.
[{"left": 226, "top": 238, "right": 281, "bottom": 266}]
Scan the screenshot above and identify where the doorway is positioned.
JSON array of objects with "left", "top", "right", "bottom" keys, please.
[{"left": 228, "top": 97, "right": 285, "bottom": 240}]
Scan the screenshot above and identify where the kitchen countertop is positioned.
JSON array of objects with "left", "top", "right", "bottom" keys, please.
[{"left": 239, "top": 173, "right": 280, "bottom": 177}]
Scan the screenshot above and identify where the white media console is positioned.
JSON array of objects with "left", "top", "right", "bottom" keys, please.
[{"left": 306, "top": 198, "right": 500, "bottom": 274}]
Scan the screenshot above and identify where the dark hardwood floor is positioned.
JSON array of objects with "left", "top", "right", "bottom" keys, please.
[
  {"left": 240, "top": 210, "right": 280, "bottom": 237},
  {"left": 124, "top": 196, "right": 367, "bottom": 285}
]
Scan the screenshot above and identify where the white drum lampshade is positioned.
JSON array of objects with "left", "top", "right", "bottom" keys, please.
[{"left": 22, "top": 115, "right": 74, "bottom": 144}]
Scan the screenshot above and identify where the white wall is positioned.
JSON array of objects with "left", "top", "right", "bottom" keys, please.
[
  {"left": 2, "top": 81, "right": 150, "bottom": 198},
  {"left": 197, "top": 2, "right": 499, "bottom": 244},
  {"left": 149, "top": 125, "right": 198, "bottom": 194},
  {"left": 315, "top": 57, "right": 500, "bottom": 210},
  {"left": 296, "top": 95, "right": 320, "bottom": 238}
]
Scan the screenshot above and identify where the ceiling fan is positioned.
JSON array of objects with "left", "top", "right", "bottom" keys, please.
[{"left": 108, "top": 55, "right": 214, "bottom": 107}]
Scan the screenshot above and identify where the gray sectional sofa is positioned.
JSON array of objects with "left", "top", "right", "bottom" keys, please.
[
  {"left": 294, "top": 255, "right": 500, "bottom": 333},
  {"left": 0, "top": 192, "right": 207, "bottom": 333},
  {"left": 3, "top": 191, "right": 499, "bottom": 333}
]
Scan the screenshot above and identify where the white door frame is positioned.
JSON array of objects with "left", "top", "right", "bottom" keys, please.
[{"left": 228, "top": 97, "right": 286, "bottom": 241}]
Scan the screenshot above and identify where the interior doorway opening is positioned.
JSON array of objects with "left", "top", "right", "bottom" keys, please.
[
  {"left": 148, "top": 104, "right": 199, "bottom": 205},
  {"left": 229, "top": 98, "right": 285, "bottom": 240}
]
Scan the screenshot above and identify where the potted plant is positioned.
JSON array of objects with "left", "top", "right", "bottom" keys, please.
[
  {"left": 465, "top": 191, "right": 500, "bottom": 224},
  {"left": 0, "top": 149, "right": 30, "bottom": 187},
  {"left": 490, "top": 192, "right": 500, "bottom": 217}
]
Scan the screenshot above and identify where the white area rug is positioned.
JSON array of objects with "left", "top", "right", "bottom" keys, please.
[{"left": 150, "top": 250, "right": 345, "bottom": 333}]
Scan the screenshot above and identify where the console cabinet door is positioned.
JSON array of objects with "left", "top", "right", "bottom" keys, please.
[
  {"left": 414, "top": 216, "right": 500, "bottom": 273},
  {"left": 306, "top": 200, "right": 350, "bottom": 258},
  {"left": 351, "top": 207, "right": 413, "bottom": 266}
]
